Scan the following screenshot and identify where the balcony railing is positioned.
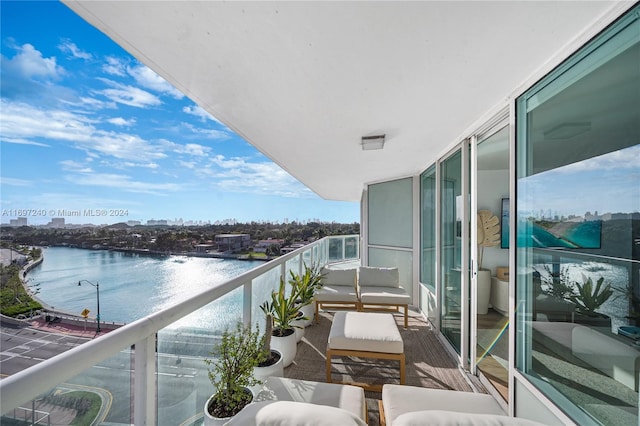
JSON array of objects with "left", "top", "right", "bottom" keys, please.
[{"left": 0, "top": 235, "right": 360, "bottom": 425}]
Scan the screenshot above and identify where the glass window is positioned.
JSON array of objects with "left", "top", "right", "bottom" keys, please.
[
  {"left": 516, "top": 5, "right": 640, "bottom": 424},
  {"left": 420, "top": 165, "right": 438, "bottom": 323},
  {"left": 368, "top": 178, "right": 413, "bottom": 248},
  {"left": 441, "top": 150, "right": 463, "bottom": 352},
  {"left": 420, "top": 165, "right": 437, "bottom": 290}
]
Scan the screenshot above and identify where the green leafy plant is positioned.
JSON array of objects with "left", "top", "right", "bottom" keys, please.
[
  {"left": 289, "top": 263, "right": 324, "bottom": 307},
  {"left": 536, "top": 264, "right": 575, "bottom": 300},
  {"left": 569, "top": 274, "right": 614, "bottom": 315},
  {"left": 260, "top": 276, "right": 305, "bottom": 337},
  {"left": 204, "top": 321, "right": 267, "bottom": 418}
]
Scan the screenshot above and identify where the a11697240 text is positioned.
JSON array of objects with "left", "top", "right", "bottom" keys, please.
[{"left": 2, "top": 208, "right": 129, "bottom": 218}]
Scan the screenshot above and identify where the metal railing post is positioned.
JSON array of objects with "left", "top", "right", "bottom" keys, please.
[
  {"left": 243, "top": 280, "right": 253, "bottom": 328},
  {"left": 134, "top": 335, "right": 156, "bottom": 425}
]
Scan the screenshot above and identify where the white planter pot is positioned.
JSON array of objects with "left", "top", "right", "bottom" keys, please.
[
  {"left": 204, "top": 388, "right": 253, "bottom": 426},
  {"left": 477, "top": 269, "right": 491, "bottom": 315},
  {"left": 293, "top": 324, "right": 305, "bottom": 342},
  {"left": 271, "top": 329, "right": 297, "bottom": 367},
  {"left": 298, "top": 303, "right": 315, "bottom": 328},
  {"left": 252, "top": 349, "right": 284, "bottom": 393}
]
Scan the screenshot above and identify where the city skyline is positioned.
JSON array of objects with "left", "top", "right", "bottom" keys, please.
[{"left": 0, "top": 2, "right": 359, "bottom": 226}]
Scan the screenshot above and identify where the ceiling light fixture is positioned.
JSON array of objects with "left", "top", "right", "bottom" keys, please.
[
  {"left": 361, "top": 134, "right": 385, "bottom": 150},
  {"left": 544, "top": 122, "right": 591, "bottom": 140}
]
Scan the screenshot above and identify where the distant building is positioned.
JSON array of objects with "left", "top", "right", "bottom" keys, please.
[
  {"left": 9, "top": 217, "right": 27, "bottom": 227},
  {"left": 195, "top": 244, "right": 216, "bottom": 253},
  {"left": 280, "top": 242, "right": 307, "bottom": 255},
  {"left": 254, "top": 239, "right": 285, "bottom": 253},
  {"left": 49, "top": 218, "right": 65, "bottom": 228},
  {"left": 214, "top": 234, "right": 251, "bottom": 253}
]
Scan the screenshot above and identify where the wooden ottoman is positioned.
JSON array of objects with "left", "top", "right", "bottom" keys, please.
[{"left": 327, "top": 311, "right": 405, "bottom": 391}]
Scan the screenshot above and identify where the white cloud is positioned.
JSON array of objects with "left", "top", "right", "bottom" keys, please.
[
  {"left": 552, "top": 145, "right": 640, "bottom": 174},
  {"left": 103, "top": 56, "right": 126, "bottom": 76},
  {"left": 127, "top": 64, "right": 184, "bottom": 100},
  {"left": 68, "top": 172, "right": 182, "bottom": 195},
  {"left": 203, "top": 155, "right": 312, "bottom": 198},
  {"left": 183, "top": 105, "right": 223, "bottom": 124},
  {"left": 181, "top": 121, "right": 230, "bottom": 140},
  {"left": 60, "top": 160, "right": 93, "bottom": 173},
  {"left": 0, "top": 177, "right": 32, "bottom": 187},
  {"left": 3, "top": 43, "right": 64, "bottom": 80},
  {"left": 0, "top": 137, "right": 49, "bottom": 147},
  {"left": 58, "top": 39, "right": 92, "bottom": 60},
  {"left": 95, "top": 78, "right": 162, "bottom": 108},
  {"left": 108, "top": 117, "right": 136, "bottom": 126},
  {"left": 1, "top": 100, "right": 166, "bottom": 161}
]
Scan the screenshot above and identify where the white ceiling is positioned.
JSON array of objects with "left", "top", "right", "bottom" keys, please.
[{"left": 62, "top": 1, "right": 624, "bottom": 202}]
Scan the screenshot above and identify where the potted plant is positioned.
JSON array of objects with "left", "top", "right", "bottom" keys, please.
[
  {"left": 290, "top": 264, "right": 324, "bottom": 329},
  {"left": 253, "top": 311, "right": 284, "bottom": 387},
  {"left": 570, "top": 274, "right": 614, "bottom": 329},
  {"left": 476, "top": 209, "right": 500, "bottom": 314},
  {"left": 203, "top": 321, "right": 267, "bottom": 425},
  {"left": 260, "top": 276, "right": 305, "bottom": 367}
]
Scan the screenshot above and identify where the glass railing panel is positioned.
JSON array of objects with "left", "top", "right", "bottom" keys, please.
[
  {"left": 314, "top": 241, "right": 326, "bottom": 267},
  {"left": 302, "top": 248, "right": 312, "bottom": 268},
  {"left": 328, "top": 237, "right": 344, "bottom": 261},
  {"left": 344, "top": 236, "right": 359, "bottom": 260},
  {"left": 1, "top": 350, "right": 133, "bottom": 425},
  {"left": 156, "top": 285, "right": 244, "bottom": 425},
  {"left": 285, "top": 257, "right": 300, "bottom": 283},
  {"left": 251, "top": 266, "right": 281, "bottom": 330}
]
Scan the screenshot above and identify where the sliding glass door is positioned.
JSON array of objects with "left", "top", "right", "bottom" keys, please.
[{"left": 440, "top": 149, "right": 463, "bottom": 352}]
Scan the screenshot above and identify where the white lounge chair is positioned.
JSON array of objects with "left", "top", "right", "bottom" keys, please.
[
  {"left": 315, "top": 267, "right": 359, "bottom": 322},
  {"left": 358, "top": 266, "right": 410, "bottom": 328}
]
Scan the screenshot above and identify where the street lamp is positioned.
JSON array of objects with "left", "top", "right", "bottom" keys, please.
[{"left": 78, "top": 280, "right": 100, "bottom": 333}]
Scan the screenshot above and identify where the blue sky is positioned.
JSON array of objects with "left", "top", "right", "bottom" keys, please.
[{"left": 0, "top": 1, "right": 359, "bottom": 226}]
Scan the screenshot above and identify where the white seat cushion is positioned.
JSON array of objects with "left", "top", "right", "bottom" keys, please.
[
  {"left": 358, "top": 266, "right": 399, "bottom": 287},
  {"left": 329, "top": 311, "right": 403, "bottom": 354},
  {"left": 225, "top": 400, "right": 367, "bottom": 426},
  {"left": 392, "top": 410, "right": 546, "bottom": 426},
  {"left": 322, "top": 267, "right": 357, "bottom": 287},
  {"left": 255, "top": 377, "right": 366, "bottom": 421},
  {"left": 382, "top": 385, "right": 505, "bottom": 426},
  {"left": 315, "top": 285, "right": 359, "bottom": 302},
  {"left": 360, "top": 286, "right": 410, "bottom": 305}
]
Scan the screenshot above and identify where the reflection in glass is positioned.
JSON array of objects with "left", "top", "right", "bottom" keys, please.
[
  {"left": 516, "top": 6, "right": 639, "bottom": 424},
  {"left": 475, "top": 126, "right": 510, "bottom": 401},
  {"left": 441, "top": 150, "right": 462, "bottom": 352}
]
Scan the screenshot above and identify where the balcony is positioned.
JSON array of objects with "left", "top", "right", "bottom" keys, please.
[{"left": 0, "top": 235, "right": 482, "bottom": 425}]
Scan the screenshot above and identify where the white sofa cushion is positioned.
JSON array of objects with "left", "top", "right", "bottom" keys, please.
[
  {"left": 315, "top": 285, "right": 359, "bottom": 302},
  {"left": 359, "top": 287, "right": 411, "bottom": 305},
  {"left": 358, "top": 266, "right": 399, "bottom": 287},
  {"left": 224, "top": 400, "right": 367, "bottom": 426},
  {"left": 322, "top": 267, "right": 357, "bottom": 287},
  {"left": 382, "top": 385, "right": 505, "bottom": 426},
  {"left": 255, "top": 377, "right": 366, "bottom": 421},
  {"left": 393, "top": 410, "right": 545, "bottom": 426},
  {"left": 328, "top": 311, "right": 403, "bottom": 354}
]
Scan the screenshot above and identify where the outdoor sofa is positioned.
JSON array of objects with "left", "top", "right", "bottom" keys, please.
[
  {"left": 314, "top": 265, "right": 410, "bottom": 328},
  {"left": 227, "top": 376, "right": 367, "bottom": 425},
  {"left": 381, "top": 384, "right": 545, "bottom": 426}
]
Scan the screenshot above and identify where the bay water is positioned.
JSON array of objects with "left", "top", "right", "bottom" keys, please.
[{"left": 27, "top": 247, "right": 263, "bottom": 330}]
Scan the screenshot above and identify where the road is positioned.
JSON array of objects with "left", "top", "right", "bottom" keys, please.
[{"left": 1, "top": 319, "right": 217, "bottom": 425}]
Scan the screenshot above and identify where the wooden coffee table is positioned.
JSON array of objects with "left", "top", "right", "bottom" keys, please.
[{"left": 326, "top": 311, "right": 405, "bottom": 391}]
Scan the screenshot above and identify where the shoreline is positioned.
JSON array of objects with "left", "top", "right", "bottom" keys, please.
[
  {"left": 18, "top": 249, "right": 125, "bottom": 334},
  {"left": 46, "top": 244, "right": 276, "bottom": 261}
]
